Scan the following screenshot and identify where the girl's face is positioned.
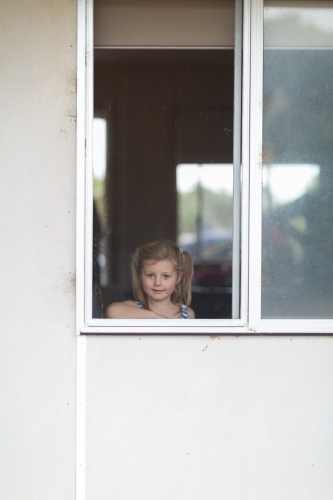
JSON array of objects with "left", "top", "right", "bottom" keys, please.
[{"left": 141, "top": 259, "right": 181, "bottom": 303}]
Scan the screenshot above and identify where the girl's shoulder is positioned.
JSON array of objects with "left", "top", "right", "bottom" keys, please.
[{"left": 187, "top": 306, "right": 195, "bottom": 319}]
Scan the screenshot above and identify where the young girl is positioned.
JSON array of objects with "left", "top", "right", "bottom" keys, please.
[{"left": 106, "top": 240, "right": 195, "bottom": 319}]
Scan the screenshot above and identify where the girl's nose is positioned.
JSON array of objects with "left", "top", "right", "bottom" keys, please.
[{"left": 154, "top": 275, "right": 161, "bottom": 285}]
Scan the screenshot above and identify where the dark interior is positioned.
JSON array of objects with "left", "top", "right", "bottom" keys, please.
[{"left": 93, "top": 48, "right": 234, "bottom": 318}]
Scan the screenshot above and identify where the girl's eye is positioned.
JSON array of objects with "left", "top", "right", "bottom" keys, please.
[
  {"left": 146, "top": 273, "right": 153, "bottom": 278},
  {"left": 163, "top": 275, "right": 170, "bottom": 279}
]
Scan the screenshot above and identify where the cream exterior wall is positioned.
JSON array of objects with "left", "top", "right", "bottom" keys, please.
[
  {"left": 0, "top": 1, "right": 77, "bottom": 498},
  {"left": 85, "top": 335, "right": 333, "bottom": 500},
  {"left": 1, "top": 1, "right": 333, "bottom": 499}
]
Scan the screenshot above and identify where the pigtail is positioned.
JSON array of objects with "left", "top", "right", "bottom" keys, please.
[
  {"left": 131, "top": 247, "right": 150, "bottom": 309},
  {"left": 180, "top": 249, "right": 194, "bottom": 306}
]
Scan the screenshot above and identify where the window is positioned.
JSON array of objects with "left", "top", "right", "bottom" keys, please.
[
  {"left": 262, "top": 1, "right": 333, "bottom": 319},
  {"left": 77, "top": 0, "right": 333, "bottom": 334},
  {"left": 252, "top": 0, "right": 333, "bottom": 332}
]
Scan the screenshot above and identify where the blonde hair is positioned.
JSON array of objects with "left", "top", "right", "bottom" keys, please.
[{"left": 131, "top": 240, "right": 194, "bottom": 310}]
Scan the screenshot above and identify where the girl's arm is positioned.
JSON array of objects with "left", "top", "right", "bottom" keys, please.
[{"left": 106, "top": 300, "right": 164, "bottom": 319}]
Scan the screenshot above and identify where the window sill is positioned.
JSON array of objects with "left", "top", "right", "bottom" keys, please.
[{"left": 79, "top": 318, "right": 333, "bottom": 335}]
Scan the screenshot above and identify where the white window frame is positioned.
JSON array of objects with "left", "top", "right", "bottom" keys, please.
[{"left": 76, "top": 0, "right": 333, "bottom": 335}]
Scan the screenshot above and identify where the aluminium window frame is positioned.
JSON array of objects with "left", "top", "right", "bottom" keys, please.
[{"left": 76, "top": 0, "right": 333, "bottom": 335}]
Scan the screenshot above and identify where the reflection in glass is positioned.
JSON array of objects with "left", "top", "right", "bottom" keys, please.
[
  {"left": 262, "top": 1, "right": 333, "bottom": 318},
  {"left": 177, "top": 163, "right": 233, "bottom": 318},
  {"left": 177, "top": 163, "right": 233, "bottom": 261},
  {"left": 263, "top": 164, "right": 320, "bottom": 208},
  {"left": 93, "top": 118, "right": 108, "bottom": 317}
]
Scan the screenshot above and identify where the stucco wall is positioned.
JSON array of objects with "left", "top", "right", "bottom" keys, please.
[
  {"left": 85, "top": 335, "right": 333, "bottom": 500},
  {"left": 0, "top": 1, "right": 77, "bottom": 498}
]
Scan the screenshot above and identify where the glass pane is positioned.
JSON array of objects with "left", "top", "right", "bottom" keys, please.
[
  {"left": 262, "top": 1, "right": 333, "bottom": 318},
  {"left": 93, "top": 0, "right": 238, "bottom": 319}
]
